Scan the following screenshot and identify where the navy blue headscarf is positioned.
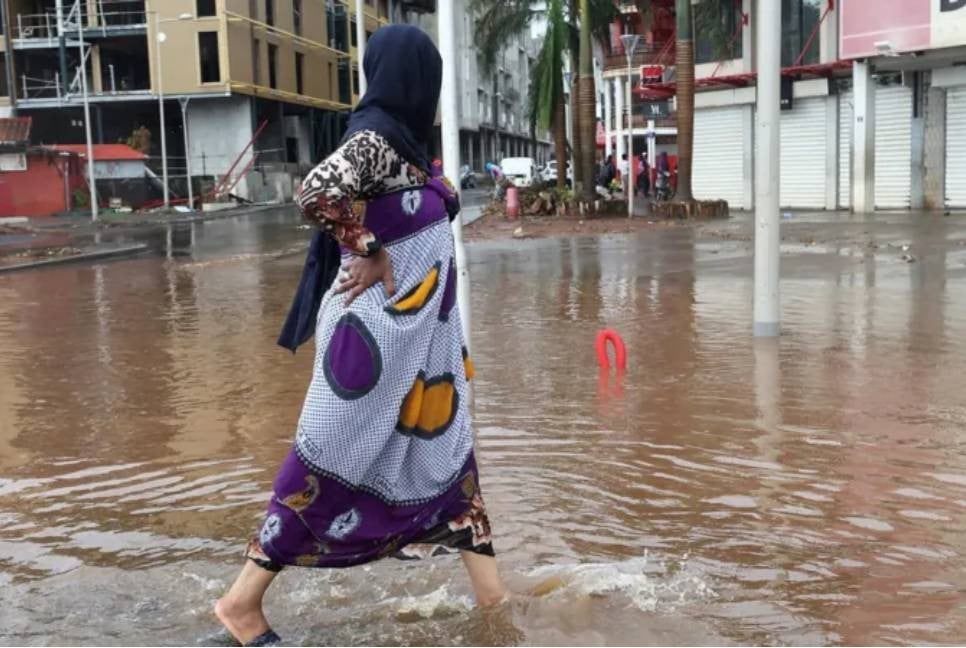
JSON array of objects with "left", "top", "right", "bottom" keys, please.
[{"left": 278, "top": 25, "right": 443, "bottom": 353}]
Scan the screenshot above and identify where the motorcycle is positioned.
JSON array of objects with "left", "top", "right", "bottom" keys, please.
[
  {"left": 654, "top": 170, "right": 675, "bottom": 202},
  {"left": 459, "top": 165, "right": 477, "bottom": 189}
]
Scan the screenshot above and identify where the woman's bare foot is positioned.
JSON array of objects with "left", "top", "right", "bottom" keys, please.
[
  {"left": 215, "top": 560, "right": 279, "bottom": 644},
  {"left": 214, "top": 595, "right": 271, "bottom": 645},
  {"left": 460, "top": 551, "right": 508, "bottom": 607}
]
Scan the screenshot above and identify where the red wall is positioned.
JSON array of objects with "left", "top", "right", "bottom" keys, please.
[{"left": 0, "top": 154, "right": 82, "bottom": 217}]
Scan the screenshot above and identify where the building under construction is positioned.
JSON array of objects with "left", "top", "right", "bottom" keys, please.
[{"left": 0, "top": 0, "right": 391, "bottom": 206}]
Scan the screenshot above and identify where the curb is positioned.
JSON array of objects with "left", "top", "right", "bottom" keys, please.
[{"left": 0, "top": 244, "right": 149, "bottom": 274}]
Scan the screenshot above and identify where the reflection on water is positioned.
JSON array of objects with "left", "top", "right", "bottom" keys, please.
[{"left": 2, "top": 210, "right": 966, "bottom": 645}]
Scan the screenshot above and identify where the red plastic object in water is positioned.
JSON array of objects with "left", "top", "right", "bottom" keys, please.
[
  {"left": 595, "top": 329, "right": 627, "bottom": 371},
  {"left": 506, "top": 186, "right": 520, "bottom": 219}
]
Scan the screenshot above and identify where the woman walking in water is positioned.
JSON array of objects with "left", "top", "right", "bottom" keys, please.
[{"left": 215, "top": 25, "right": 506, "bottom": 646}]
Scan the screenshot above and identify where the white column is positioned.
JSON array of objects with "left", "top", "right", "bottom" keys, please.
[
  {"left": 355, "top": 0, "right": 367, "bottom": 95},
  {"left": 825, "top": 94, "right": 839, "bottom": 211},
  {"left": 646, "top": 118, "right": 656, "bottom": 167},
  {"left": 852, "top": 60, "right": 876, "bottom": 213},
  {"left": 438, "top": 0, "right": 471, "bottom": 353},
  {"left": 754, "top": 0, "right": 781, "bottom": 338},
  {"left": 604, "top": 79, "right": 614, "bottom": 158},
  {"left": 614, "top": 76, "right": 625, "bottom": 162}
]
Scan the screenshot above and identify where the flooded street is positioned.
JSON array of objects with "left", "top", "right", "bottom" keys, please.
[{"left": 2, "top": 209, "right": 966, "bottom": 645}]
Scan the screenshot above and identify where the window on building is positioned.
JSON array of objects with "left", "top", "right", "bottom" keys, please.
[
  {"left": 198, "top": 31, "right": 221, "bottom": 83},
  {"left": 338, "top": 60, "right": 351, "bottom": 104},
  {"left": 293, "top": 0, "right": 302, "bottom": 35},
  {"left": 252, "top": 38, "right": 261, "bottom": 84},
  {"left": 781, "top": 0, "right": 821, "bottom": 67},
  {"left": 296, "top": 52, "right": 304, "bottom": 95},
  {"left": 196, "top": 0, "right": 216, "bottom": 17},
  {"left": 694, "top": 1, "right": 743, "bottom": 64},
  {"left": 352, "top": 65, "right": 360, "bottom": 95},
  {"left": 249, "top": 0, "right": 258, "bottom": 19},
  {"left": 328, "top": 3, "right": 348, "bottom": 52},
  {"left": 268, "top": 43, "right": 278, "bottom": 88},
  {"left": 0, "top": 56, "right": 7, "bottom": 96},
  {"left": 265, "top": 0, "right": 275, "bottom": 26},
  {"left": 350, "top": 18, "right": 358, "bottom": 47}
]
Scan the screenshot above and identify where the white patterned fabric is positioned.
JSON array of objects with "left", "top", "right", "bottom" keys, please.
[{"left": 295, "top": 219, "right": 473, "bottom": 505}]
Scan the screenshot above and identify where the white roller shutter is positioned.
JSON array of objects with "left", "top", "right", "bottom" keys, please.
[
  {"left": 839, "top": 91, "right": 853, "bottom": 209},
  {"left": 693, "top": 106, "right": 746, "bottom": 208},
  {"left": 875, "top": 85, "right": 913, "bottom": 209},
  {"left": 780, "top": 98, "right": 827, "bottom": 208},
  {"left": 946, "top": 88, "right": 966, "bottom": 208}
]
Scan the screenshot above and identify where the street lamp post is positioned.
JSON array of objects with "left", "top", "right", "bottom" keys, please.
[
  {"left": 154, "top": 12, "right": 193, "bottom": 210},
  {"left": 76, "top": 14, "right": 98, "bottom": 221},
  {"left": 437, "top": 0, "right": 471, "bottom": 358},
  {"left": 620, "top": 33, "right": 640, "bottom": 219}
]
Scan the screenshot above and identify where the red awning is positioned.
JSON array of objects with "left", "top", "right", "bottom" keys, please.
[{"left": 635, "top": 60, "right": 853, "bottom": 101}]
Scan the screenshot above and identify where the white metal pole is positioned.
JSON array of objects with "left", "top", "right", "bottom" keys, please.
[
  {"left": 754, "top": 0, "right": 781, "bottom": 337},
  {"left": 156, "top": 13, "right": 169, "bottom": 208},
  {"left": 355, "top": 0, "right": 366, "bottom": 96},
  {"left": 77, "top": 21, "right": 97, "bottom": 220},
  {"left": 604, "top": 78, "right": 613, "bottom": 159},
  {"left": 626, "top": 57, "right": 633, "bottom": 218},
  {"left": 180, "top": 98, "right": 193, "bottom": 210},
  {"left": 438, "top": 0, "right": 471, "bottom": 352}
]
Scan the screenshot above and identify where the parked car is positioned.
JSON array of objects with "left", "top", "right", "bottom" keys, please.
[
  {"left": 541, "top": 160, "right": 572, "bottom": 187},
  {"left": 499, "top": 157, "right": 538, "bottom": 188}
]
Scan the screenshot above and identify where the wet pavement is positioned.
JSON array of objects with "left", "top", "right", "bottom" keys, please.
[{"left": 1, "top": 208, "right": 966, "bottom": 645}]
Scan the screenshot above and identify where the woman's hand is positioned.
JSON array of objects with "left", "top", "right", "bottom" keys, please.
[{"left": 335, "top": 248, "right": 396, "bottom": 306}]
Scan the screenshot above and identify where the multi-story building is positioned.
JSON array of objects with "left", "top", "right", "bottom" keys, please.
[
  {"left": 600, "top": 0, "right": 966, "bottom": 212},
  {"left": 0, "top": 0, "right": 391, "bottom": 203},
  {"left": 404, "top": 0, "right": 552, "bottom": 169}
]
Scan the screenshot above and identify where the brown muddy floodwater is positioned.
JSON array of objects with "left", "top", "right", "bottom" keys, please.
[{"left": 2, "top": 210, "right": 966, "bottom": 646}]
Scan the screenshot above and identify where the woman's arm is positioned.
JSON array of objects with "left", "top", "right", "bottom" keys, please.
[{"left": 296, "top": 132, "right": 382, "bottom": 257}]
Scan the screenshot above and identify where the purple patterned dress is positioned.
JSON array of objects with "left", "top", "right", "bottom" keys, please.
[{"left": 245, "top": 131, "right": 493, "bottom": 570}]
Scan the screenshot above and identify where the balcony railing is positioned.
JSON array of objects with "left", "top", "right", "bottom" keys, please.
[{"left": 602, "top": 42, "right": 675, "bottom": 71}]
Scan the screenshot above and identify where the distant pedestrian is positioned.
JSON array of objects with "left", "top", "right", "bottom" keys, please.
[
  {"left": 618, "top": 154, "right": 630, "bottom": 185},
  {"left": 636, "top": 153, "right": 650, "bottom": 198}
]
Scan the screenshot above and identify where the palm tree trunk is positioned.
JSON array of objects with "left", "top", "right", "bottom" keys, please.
[
  {"left": 570, "top": 52, "right": 583, "bottom": 190},
  {"left": 554, "top": 96, "right": 567, "bottom": 189},
  {"left": 675, "top": 0, "right": 695, "bottom": 202},
  {"left": 576, "top": 0, "right": 597, "bottom": 201}
]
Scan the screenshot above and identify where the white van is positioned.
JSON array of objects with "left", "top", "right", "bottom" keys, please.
[{"left": 499, "top": 157, "right": 538, "bottom": 188}]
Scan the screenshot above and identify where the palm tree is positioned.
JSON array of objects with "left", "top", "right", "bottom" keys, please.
[
  {"left": 526, "top": 0, "right": 569, "bottom": 189},
  {"left": 576, "top": 0, "right": 596, "bottom": 200},
  {"left": 636, "top": 0, "right": 737, "bottom": 204},
  {"left": 473, "top": 0, "right": 617, "bottom": 192},
  {"left": 674, "top": 0, "right": 695, "bottom": 201}
]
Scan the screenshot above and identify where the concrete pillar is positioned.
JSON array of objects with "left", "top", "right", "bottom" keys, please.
[
  {"left": 614, "top": 76, "right": 626, "bottom": 162},
  {"left": 754, "top": 0, "right": 781, "bottom": 337},
  {"left": 911, "top": 112, "right": 925, "bottom": 210},
  {"left": 923, "top": 86, "right": 946, "bottom": 210},
  {"left": 820, "top": 1, "right": 839, "bottom": 64},
  {"left": 468, "top": 133, "right": 475, "bottom": 171},
  {"left": 825, "top": 94, "right": 839, "bottom": 210},
  {"left": 852, "top": 61, "right": 876, "bottom": 213},
  {"left": 91, "top": 46, "right": 103, "bottom": 93},
  {"left": 604, "top": 78, "right": 614, "bottom": 158},
  {"left": 646, "top": 118, "right": 656, "bottom": 166},
  {"left": 742, "top": 103, "right": 755, "bottom": 210}
]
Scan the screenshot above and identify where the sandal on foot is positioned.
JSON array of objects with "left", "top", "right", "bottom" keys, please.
[{"left": 245, "top": 629, "right": 282, "bottom": 647}]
